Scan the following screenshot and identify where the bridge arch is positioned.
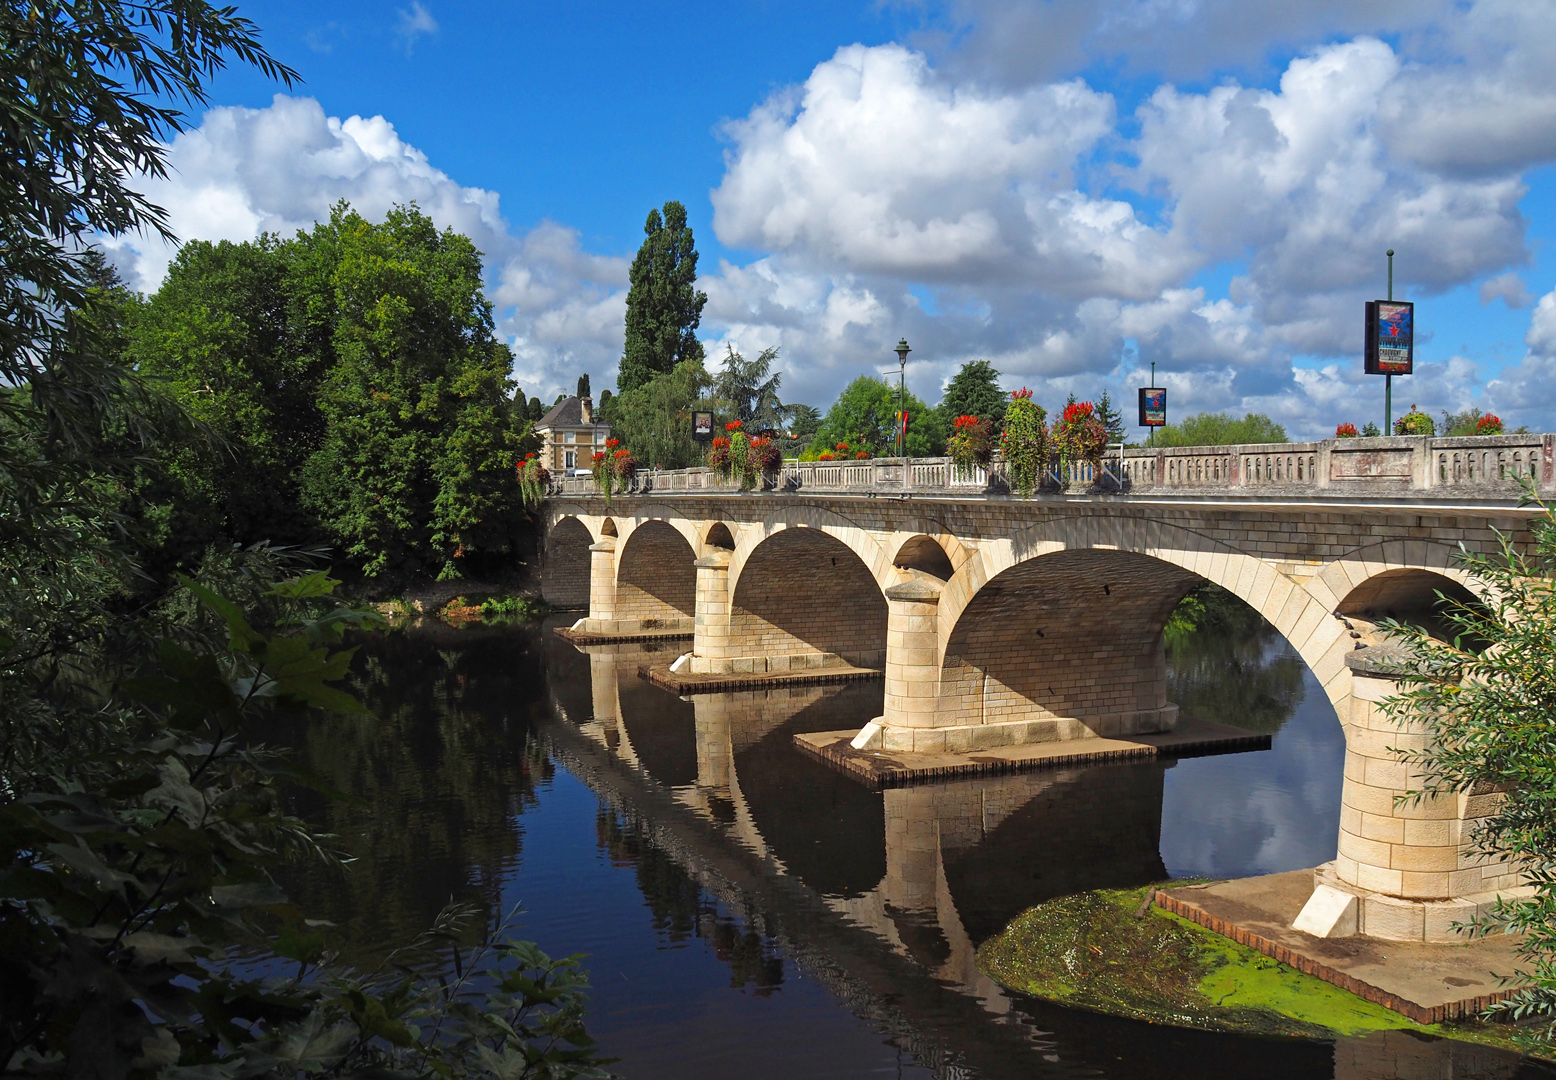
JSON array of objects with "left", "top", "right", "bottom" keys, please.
[
  {"left": 726, "top": 506, "right": 896, "bottom": 593},
  {"left": 728, "top": 522, "right": 890, "bottom": 668},
  {"left": 892, "top": 534, "right": 956, "bottom": 581},
  {"left": 703, "top": 521, "right": 736, "bottom": 553},
  {"left": 613, "top": 519, "right": 698, "bottom": 628},
  {"left": 541, "top": 515, "right": 594, "bottom": 609}
]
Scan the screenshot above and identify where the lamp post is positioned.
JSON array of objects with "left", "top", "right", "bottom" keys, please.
[
  {"left": 894, "top": 337, "right": 911, "bottom": 459},
  {"left": 1385, "top": 248, "right": 1394, "bottom": 436}
]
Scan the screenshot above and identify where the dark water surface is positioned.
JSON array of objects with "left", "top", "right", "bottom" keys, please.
[{"left": 274, "top": 615, "right": 1552, "bottom": 1079}]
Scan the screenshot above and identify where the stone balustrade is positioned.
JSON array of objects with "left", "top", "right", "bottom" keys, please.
[{"left": 553, "top": 432, "right": 1555, "bottom": 502}]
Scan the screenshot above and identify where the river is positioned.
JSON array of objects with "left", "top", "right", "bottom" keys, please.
[{"left": 272, "top": 610, "right": 1554, "bottom": 1079}]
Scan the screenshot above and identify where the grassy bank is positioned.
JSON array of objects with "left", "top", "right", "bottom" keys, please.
[{"left": 977, "top": 885, "right": 1530, "bottom": 1051}]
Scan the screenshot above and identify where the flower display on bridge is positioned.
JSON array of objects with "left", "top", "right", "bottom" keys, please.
[
  {"left": 1001, "top": 389, "right": 1049, "bottom": 497},
  {"left": 518, "top": 451, "right": 550, "bottom": 509},
  {"left": 1052, "top": 400, "right": 1109, "bottom": 475},
  {"left": 1477, "top": 413, "right": 1504, "bottom": 435},
  {"left": 1394, "top": 406, "right": 1435, "bottom": 436},
  {"left": 1335, "top": 423, "right": 1359, "bottom": 438},
  {"left": 948, "top": 414, "right": 993, "bottom": 471}
]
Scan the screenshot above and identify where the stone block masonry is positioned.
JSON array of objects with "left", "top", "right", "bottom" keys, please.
[{"left": 543, "top": 485, "right": 1544, "bottom": 941}]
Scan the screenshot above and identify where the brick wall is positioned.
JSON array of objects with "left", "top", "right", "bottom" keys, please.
[
  {"left": 730, "top": 528, "right": 888, "bottom": 665},
  {"left": 939, "top": 550, "right": 1197, "bottom": 730},
  {"left": 615, "top": 521, "right": 697, "bottom": 622},
  {"left": 542, "top": 517, "right": 593, "bottom": 609}
]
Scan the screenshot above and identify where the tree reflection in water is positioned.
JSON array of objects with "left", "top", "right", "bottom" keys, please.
[
  {"left": 1166, "top": 583, "right": 1305, "bottom": 733},
  {"left": 595, "top": 808, "right": 785, "bottom": 994},
  {"left": 273, "top": 623, "right": 548, "bottom": 963}
]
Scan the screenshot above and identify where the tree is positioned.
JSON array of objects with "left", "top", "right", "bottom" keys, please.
[
  {"left": 715, "top": 343, "right": 786, "bottom": 432},
  {"left": 129, "top": 236, "right": 324, "bottom": 565},
  {"left": 1379, "top": 498, "right": 1556, "bottom": 1045},
  {"left": 788, "top": 404, "right": 822, "bottom": 443},
  {"left": 808, "top": 376, "right": 944, "bottom": 457},
  {"left": 618, "top": 200, "right": 707, "bottom": 393},
  {"left": 938, "top": 359, "right": 1006, "bottom": 428},
  {"left": 1095, "top": 389, "right": 1125, "bottom": 442},
  {"left": 608, "top": 358, "right": 712, "bottom": 469},
  {"left": 296, "top": 204, "right": 524, "bottom": 580},
  {"left": 597, "top": 387, "right": 613, "bottom": 417},
  {"left": 577, "top": 372, "right": 591, "bottom": 398},
  {"left": 1151, "top": 411, "right": 1287, "bottom": 446}
]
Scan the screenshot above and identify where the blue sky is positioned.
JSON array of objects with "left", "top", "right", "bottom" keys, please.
[{"left": 107, "top": 1, "right": 1556, "bottom": 437}]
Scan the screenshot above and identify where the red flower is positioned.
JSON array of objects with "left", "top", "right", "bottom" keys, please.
[
  {"left": 953, "top": 414, "right": 982, "bottom": 430},
  {"left": 606, "top": 438, "right": 620, "bottom": 449},
  {"left": 712, "top": 435, "right": 730, "bottom": 449},
  {"left": 750, "top": 436, "right": 770, "bottom": 448},
  {"left": 855, "top": 450, "right": 870, "bottom": 459},
  {"left": 1011, "top": 387, "right": 1033, "bottom": 400},
  {"left": 725, "top": 420, "right": 743, "bottom": 431},
  {"left": 817, "top": 452, "right": 836, "bottom": 461},
  {"left": 1335, "top": 422, "right": 1359, "bottom": 438},
  {"left": 591, "top": 451, "right": 606, "bottom": 465},
  {"left": 835, "top": 442, "right": 850, "bottom": 453},
  {"left": 1061, "top": 401, "right": 1094, "bottom": 426},
  {"left": 1477, "top": 413, "right": 1503, "bottom": 434}
]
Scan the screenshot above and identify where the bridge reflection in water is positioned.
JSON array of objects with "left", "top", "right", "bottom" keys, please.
[{"left": 545, "top": 628, "right": 1544, "bottom": 1080}]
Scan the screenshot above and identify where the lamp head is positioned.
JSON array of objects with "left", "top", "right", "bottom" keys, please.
[{"left": 894, "top": 337, "right": 911, "bottom": 365}]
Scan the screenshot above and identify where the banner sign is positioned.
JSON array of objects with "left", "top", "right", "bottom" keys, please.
[
  {"left": 691, "top": 411, "right": 714, "bottom": 442},
  {"left": 1138, "top": 387, "right": 1166, "bottom": 427},
  {"left": 1365, "top": 300, "right": 1414, "bottom": 375}
]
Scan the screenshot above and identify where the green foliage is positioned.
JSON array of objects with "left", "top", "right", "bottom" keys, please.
[
  {"left": 1151, "top": 411, "right": 1288, "bottom": 447},
  {"left": 130, "top": 237, "right": 324, "bottom": 561},
  {"left": 608, "top": 358, "right": 713, "bottom": 470},
  {"left": 130, "top": 205, "right": 530, "bottom": 582},
  {"left": 1000, "top": 392, "right": 1050, "bottom": 496},
  {"left": 1052, "top": 400, "right": 1110, "bottom": 469},
  {"left": 1378, "top": 497, "right": 1556, "bottom": 1045},
  {"left": 1361, "top": 421, "right": 1381, "bottom": 438},
  {"left": 807, "top": 376, "right": 944, "bottom": 458},
  {"left": 577, "top": 373, "right": 590, "bottom": 399},
  {"left": 937, "top": 359, "right": 1006, "bottom": 430},
  {"left": 1095, "top": 389, "right": 1125, "bottom": 442},
  {"left": 617, "top": 201, "right": 706, "bottom": 394},
  {"left": 1393, "top": 406, "right": 1435, "bottom": 436},
  {"left": 714, "top": 344, "right": 787, "bottom": 432},
  {"left": 293, "top": 204, "right": 526, "bottom": 580}
]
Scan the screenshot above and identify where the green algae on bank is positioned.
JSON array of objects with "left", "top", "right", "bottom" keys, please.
[{"left": 977, "top": 885, "right": 1526, "bottom": 1049}]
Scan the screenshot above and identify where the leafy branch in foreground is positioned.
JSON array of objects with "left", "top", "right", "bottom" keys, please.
[
  {"left": 1, "top": 575, "right": 610, "bottom": 1077},
  {"left": 1377, "top": 490, "right": 1556, "bottom": 1044}
]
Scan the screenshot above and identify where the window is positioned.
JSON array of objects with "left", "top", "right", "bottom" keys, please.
[
  {"left": 564, "top": 451, "right": 576, "bottom": 470},
  {"left": 563, "top": 431, "right": 575, "bottom": 444}
]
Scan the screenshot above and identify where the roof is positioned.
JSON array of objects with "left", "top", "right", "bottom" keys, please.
[{"left": 537, "top": 395, "right": 587, "bottom": 429}]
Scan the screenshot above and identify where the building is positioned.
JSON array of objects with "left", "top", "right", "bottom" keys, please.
[{"left": 535, "top": 395, "right": 610, "bottom": 475}]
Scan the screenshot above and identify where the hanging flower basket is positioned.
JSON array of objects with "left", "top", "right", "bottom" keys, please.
[{"left": 1000, "top": 389, "right": 1050, "bottom": 497}]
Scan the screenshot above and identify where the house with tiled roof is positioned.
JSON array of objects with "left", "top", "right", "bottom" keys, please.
[{"left": 535, "top": 395, "right": 610, "bottom": 475}]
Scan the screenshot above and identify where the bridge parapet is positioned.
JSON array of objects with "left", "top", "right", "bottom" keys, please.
[{"left": 552, "top": 432, "right": 1555, "bottom": 502}]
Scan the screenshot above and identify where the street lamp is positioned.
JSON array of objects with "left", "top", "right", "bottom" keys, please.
[{"left": 894, "top": 337, "right": 911, "bottom": 459}]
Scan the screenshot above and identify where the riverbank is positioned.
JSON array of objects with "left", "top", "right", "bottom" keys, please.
[{"left": 976, "top": 884, "right": 1540, "bottom": 1056}]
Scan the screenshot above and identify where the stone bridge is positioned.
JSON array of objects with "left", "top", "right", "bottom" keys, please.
[{"left": 541, "top": 434, "right": 1553, "bottom": 942}]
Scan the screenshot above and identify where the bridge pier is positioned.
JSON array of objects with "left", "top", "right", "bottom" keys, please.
[
  {"left": 1295, "top": 655, "right": 1527, "bottom": 942},
  {"left": 691, "top": 552, "right": 733, "bottom": 669},
  {"left": 585, "top": 538, "right": 617, "bottom": 628}
]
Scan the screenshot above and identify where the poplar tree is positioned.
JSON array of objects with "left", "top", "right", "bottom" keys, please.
[{"left": 618, "top": 201, "right": 707, "bottom": 393}]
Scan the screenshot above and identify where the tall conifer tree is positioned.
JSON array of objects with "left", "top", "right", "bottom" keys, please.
[{"left": 618, "top": 201, "right": 707, "bottom": 393}]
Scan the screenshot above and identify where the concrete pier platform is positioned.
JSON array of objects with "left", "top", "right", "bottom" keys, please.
[
  {"left": 553, "top": 624, "right": 692, "bottom": 646},
  {"left": 795, "top": 715, "right": 1270, "bottom": 787},
  {"left": 640, "top": 660, "right": 881, "bottom": 695},
  {"left": 1155, "top": 870, "right": 1525, "bottom": 1023}
]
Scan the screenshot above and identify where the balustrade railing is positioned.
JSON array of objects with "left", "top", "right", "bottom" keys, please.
[{"left": 551, "top": 433, "right": 1554, "bottom": 501}]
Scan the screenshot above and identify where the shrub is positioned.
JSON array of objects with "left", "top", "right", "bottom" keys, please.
[
  {"left": 817, "top": 451, "right": 836, "bottom": 461},
  {"left": 750, "top": 436, "right": 782, "bottom": 475},
  {"left": 1000, "top": 389, "right": 1050, "bottom": 497},
  {"left": 1478, "top": 413, "right": 1504, "bottom": 436},
  {"left": 1394, "top": 406, "right": 1435, "bottom": 436},
  {"left": 1335, "top": 423, "right": 1359, "bottom": 439},
  {"left": 517, "top": 453, "right": 550, "bottom": 508},
  {"left": 1052, "top": 400, "right": 1109, "bottom": 469},
  {"left": 948, "top": 415, "right": 994, "bottom": 471}
]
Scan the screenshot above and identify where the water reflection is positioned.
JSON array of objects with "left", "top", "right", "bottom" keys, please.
[{"left": 267, "top": 617, "right": 1553, "bottom": 1079}]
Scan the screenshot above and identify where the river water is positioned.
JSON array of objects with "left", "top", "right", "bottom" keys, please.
[{"left": 274, "top": 612, "right": 1554, "bottom": 1079}]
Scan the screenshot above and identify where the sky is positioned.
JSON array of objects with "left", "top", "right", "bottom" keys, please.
[{"left": 100, "top": 0, "right": 1556, "bottom": 438}]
